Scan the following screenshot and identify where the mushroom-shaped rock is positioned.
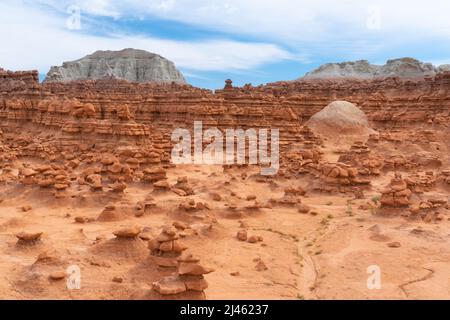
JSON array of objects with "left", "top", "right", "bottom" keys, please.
[
  {"left": 178, "top": 253, "right": 214, "bottom": 276},
  {"left": 16, "top": 232, "right": 43, "bottom": 245},
  {"left": 150, "top": 226, "right": 188, "bottom": 268},
  {"left": 113, "top": 226, "right": 141, "bottom": 239},
  {"left": 152, "top": 275, "right": 187, "bottom": 295}
]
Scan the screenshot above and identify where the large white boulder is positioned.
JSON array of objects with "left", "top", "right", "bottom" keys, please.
[{"left": 307, "top": 101, "right": 376, "bottom": 143}]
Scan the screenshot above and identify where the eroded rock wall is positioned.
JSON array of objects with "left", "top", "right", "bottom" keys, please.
[{"left": 1, "top": 70, "right": 450, "bottom": 159}]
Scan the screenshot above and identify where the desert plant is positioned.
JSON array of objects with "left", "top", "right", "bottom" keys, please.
[{"left": 371, "top": 195, "right": 381, "bottom": 204}]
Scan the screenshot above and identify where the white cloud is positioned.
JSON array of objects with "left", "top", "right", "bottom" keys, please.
[
  {"left": 4, "top": 0, "right": 450, "bottom": 81},
  {"left": 76, "top": 0, "right": 121, "bottom": 18},
  {"left": 32, "top": 0, "right": 450, "bottom": 44},
  {"left": 20, "top": 0, "right": 450, "bottom": 71},
  {"left": 0, "top": 1, "right": 293, "bottom": 76}
]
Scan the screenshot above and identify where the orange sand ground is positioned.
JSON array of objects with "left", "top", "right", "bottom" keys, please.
[{"left": 1, "top": 159, "right": 448, "bottom": 300}]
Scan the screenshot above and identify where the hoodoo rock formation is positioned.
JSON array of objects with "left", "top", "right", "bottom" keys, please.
[
  {"left": 1, "top": 59, "right": 450, "bottom": 300},
  {"left": 44, "top": 49, "right": 186, "bottom": 84}
]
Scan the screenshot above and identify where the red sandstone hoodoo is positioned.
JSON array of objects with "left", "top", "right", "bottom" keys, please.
[{"left": 1, "top": 62, "right": 450, "bottom": 300}]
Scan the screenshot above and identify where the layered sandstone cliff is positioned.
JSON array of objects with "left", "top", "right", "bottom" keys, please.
[
  {"left": 2, "top": 63, "right": 450, "bottom": 301},
  {"left": 2, "top": 69, "right": 450, "bottom": 159}
]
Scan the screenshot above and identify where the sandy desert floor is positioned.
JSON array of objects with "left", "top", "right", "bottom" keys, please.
[{"left": 1, "top": 153, "right": 449, "bottom": 300}]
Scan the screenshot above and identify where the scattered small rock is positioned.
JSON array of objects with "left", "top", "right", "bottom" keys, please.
[
  {"left": 387, "top": 241, "right": 401, "bottom": 248},
  {"left": 237, "top": 230, "right": 248, "bottom": 241},
  {"left": 21, "top": 205, "right": 32, "bottom": 212},
  {"left": 255, "top": 260, "right": 268, "bottom": 272},
  {"left": 248, "top": 235, "right": 263, "bottom": 244},
  {"left": 49, "top": 271, "right": 66, "bottom": 281}
]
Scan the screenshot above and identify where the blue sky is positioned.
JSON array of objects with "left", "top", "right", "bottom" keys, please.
[{"left": 1, "top": 0, "right": 450, "bottom": 89}]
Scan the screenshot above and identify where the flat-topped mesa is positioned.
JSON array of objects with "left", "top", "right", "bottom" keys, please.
[
  {"left": 303, "top": 60, "right": 378, "bottom": 79},
  {"left": 302, "top": 57, "right": 439, "bottom": 80},
  {"left": 44, "top": 49, "right": 187, "bottom": 84}
]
